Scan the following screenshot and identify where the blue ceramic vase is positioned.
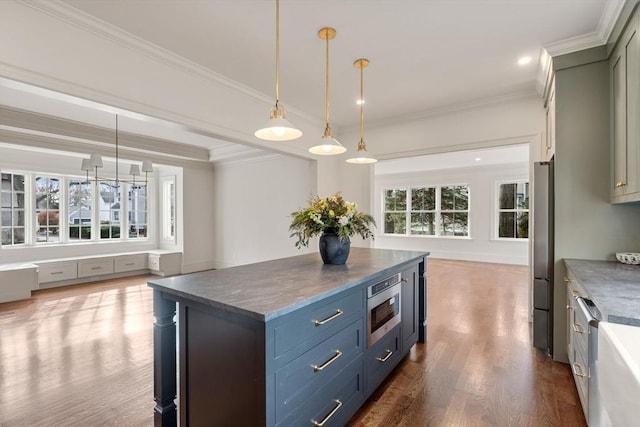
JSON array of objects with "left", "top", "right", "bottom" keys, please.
[{"left": 319, "top": 232, "right": 350, "bottom": 265}]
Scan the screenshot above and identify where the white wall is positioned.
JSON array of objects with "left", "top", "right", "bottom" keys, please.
[
  {"left": 373, "top": 163, "right": 529, "bottom": 265},
  {"left": 211, "top": 154, "right": 315, "bottom": 268}
]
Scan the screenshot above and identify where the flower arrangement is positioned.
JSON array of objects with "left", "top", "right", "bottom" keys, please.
[{"left": 290, "top": 192, "right": 376, "bottom": 248}]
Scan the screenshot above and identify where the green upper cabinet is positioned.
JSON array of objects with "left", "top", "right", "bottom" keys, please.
[{"left": 611, "top": 6, "right": 640, "bottom": 203}]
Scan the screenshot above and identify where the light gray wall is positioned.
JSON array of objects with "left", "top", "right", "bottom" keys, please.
[
  {"left": 553, "top": 59, "right": 640, "bottom": 362},
  {"left": 211, "top": 155, "right": 316, "bottom": 268}
]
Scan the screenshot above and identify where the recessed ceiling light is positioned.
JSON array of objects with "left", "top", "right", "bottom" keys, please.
[
  {"left": 356, "top": 99, "right": 365, "bottom": 105},
  {"left": 475, "top": 157, "right": 482, "bottom": 161},
  {"left": 518, "top": 56, "right": 532, "bottom": 66}
]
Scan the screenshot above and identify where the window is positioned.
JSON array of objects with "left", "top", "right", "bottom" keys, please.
[
  {"left": 99, "top": 182, "right": 121, "bottom": 239},
  {"left": 383, "top": 185, "right": 470, "bottom": 237},
  {"left": 162, "top": 176, "right": 176, "bottom": 241},
  {"left": 35, "top": 176, "right": 60, "bottom": 243},
  {"left": 383, "top": 188, "right": 406, "bottom": 234},
  {"left": 129, "top": 184, "right": 148, "bottom": 238},
  {"left": 440, "top": 185, "right": 469, "bottom": 236},
  {"left": 68, "top": 179, "right": 92, "bottom": 240},
  {"left": 497, "top": 182, "right": 529, "bottom": 239},
  {"left": 1, "top": 173, "right": 26, "bottom": 246},
  {"left": 410, "top": 187, "right": 436, "bottom": 235}
]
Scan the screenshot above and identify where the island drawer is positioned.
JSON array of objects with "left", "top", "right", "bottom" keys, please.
[
  {"left": 365, "top": 324, "right": 401, "bottom": 395},
  {"left": 274, "top": 319, "right": 363, "bottom": 424},
  {"left": 278, "top": 355, "right": 364, "bottom": 427},
  {"left": 38, "top": 262, "right": 77, "bottom": 283},
  {"left": 273, "top": 288, "right": 364, "bottom": 360}
]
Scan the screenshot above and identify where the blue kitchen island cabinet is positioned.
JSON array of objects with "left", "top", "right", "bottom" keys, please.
[{"left": 148, "top": 248, "right": 428, "bottom": 427}]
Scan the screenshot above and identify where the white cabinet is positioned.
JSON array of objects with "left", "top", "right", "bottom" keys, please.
[
  {"left": 611, "top": 8, "right": 640, "bottom": 203},
  {"left": 148, "top": 251, "right": 181, "bottom": 276},
  {"left": 0, "top": 263, "right": 38, "bottom": 303},
  {"left": 38, "top": 261, "right": 77, "bottom": 283},
  {"left": 78, "top": 258, "right": 114, "bottom": 278},
  {"left": 114, "top": 253, "right": 147, "bottom": 273}
]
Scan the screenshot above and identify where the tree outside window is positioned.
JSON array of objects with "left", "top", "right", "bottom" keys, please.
[
  {"left": 99, "top": 182, "right": 121, "bottom": 239},
  {"left": 129, "top": 184, "right": 148, "bottom": 238},
  {"left": 69, "top": 180, "right": 92, "bottom": 240},
  {"left": 383, "top": 188, "right": 406, "bottom": 234},
  {"left": 35, "top": 176, "right": 60, "bottom": 243},
  {"left": 383, "top": 185, "right": 470, "bottom": 237},
  {"left": 498, "top": 182, "right": 529, "bottom": 239}
]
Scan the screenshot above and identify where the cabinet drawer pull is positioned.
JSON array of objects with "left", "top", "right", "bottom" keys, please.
[
  {"left": 401, "top": 278, "right": 408, "bottom": 283},
  {"left": 615, "top": 181, "right": 626, "bottom": 188},
  {"left": 51, "top": 271, "right": 63, "bottom": 275},
  {"left": 564, "top": 277, "right": 570, "bottom": 283},
  {"left": 312, "top": 350, "right": 342, "bottom": 372},
  {"left": 314, "top": 309, "right": 343, "bottom": 326},
  {"left": 376, "top": 349, "right": 393, "bottom": 363},
  {"left": 312, "top": 399, "right": 343, "bottom": 427},
  {"left": 572, "top": 323, "right": 585, "bottom": 334},
  {"left": 91, "top": 267, "right": 102, "bottom": 270},
  {"left": 572, "top": 363, "right": 587, "bottom": 378},
  {"left": 125, "top": 263, "right": 135, "bottom": 266}
]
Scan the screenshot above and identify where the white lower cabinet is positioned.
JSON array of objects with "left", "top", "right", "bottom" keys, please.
[
  {"left": 78, "top": 258, "right": 114, "bottom": 278},
  {"left": 114, "top": 253, "right": 147, "bottom": 273},
  {"left": 38, "top": 261, "right": 78, "bottom": 283}
]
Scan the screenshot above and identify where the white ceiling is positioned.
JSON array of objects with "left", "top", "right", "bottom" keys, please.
[{"left": 0, "top": 0, "right": 626, "bottom": 153}]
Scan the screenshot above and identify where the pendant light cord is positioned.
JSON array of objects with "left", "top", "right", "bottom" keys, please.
[
  {"left": 325, "top": 28, "right": 330, "bottom": 131},
  {"left": 115, "top": 115, "right": 119, "bottom": 184},
  {"left": 275, "top": 0, "right": 280, "bottom": 106},
  {"left": 360, "top": 64, "right": 364, "bottom": 141}
]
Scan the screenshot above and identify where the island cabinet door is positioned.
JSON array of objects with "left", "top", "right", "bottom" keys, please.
[
  {"left": 401, "top": 264, "right": 419, "bottom": 353},
  {"left": 177, "top": 300, "right": 267, "bottom": 427}
]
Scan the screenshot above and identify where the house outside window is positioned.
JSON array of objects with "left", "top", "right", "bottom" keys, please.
[
  {"left": 497, "top": 181, "right": 529, "bottom": 239},
  {"left": 35, "top": 176, "right": 60, "bottom": 243},
  {"left": 1, "top": 173, "right": 26, "bottom": 246},
  {"left": 68, "top": 179, "right": 92, "bottom": 240},
  {"left": 99, "top": 182, "right": 121, "bottom": 239},
  {"left": 383, "top": 184, "right": 470, "bottom": 237}
]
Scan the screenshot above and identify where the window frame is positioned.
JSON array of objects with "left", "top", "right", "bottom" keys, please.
[
  {"left": 1, "top": 172, "right": 27, "bottom": 246},
  {"left": 381, "top": 184, "right": 471, "bottom": 238},
  {"left": 34, "top": 175, "right": 62, "bottom": 244}
]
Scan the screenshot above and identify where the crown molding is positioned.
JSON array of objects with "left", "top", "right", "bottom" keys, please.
[
  {"left": 544, "top": 0, "right": 627, "bottom": 57},
  {"left": 15, "top": 0, "right": 319, "bottom": 126}
]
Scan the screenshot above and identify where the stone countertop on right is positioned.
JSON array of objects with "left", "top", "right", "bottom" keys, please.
[{"left": 564, "top": 259, "right": 640, "bottom": 327}]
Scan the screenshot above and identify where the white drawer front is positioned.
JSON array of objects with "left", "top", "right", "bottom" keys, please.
[
  {"left": 114, "top": 254, "right": 147, "bottom": 273},
  {"left": 78, "top": 259, "right": 114, "bottom": 278},
  {"left": 39, "top": 263, "right": 77, "bottom": 283}
]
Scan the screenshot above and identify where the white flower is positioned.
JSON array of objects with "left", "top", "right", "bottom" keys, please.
[{"left": 338, "top": 216, "right": 349, "bottom": 226}]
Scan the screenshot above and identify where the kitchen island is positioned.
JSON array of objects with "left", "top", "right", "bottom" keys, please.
[{"left": 148, "top": 247, "right": 428, "bottom": 427}]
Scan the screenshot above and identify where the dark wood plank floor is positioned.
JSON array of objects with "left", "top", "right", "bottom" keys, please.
[{"left": 0, "top": 259, "right": 585, "bottom": 426}]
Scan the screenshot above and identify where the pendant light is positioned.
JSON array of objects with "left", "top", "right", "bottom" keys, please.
[
  {"left": 347, "top": 58, "right": 377, "bottom": 164},
  {"left": 254, "top": 0, "right": 302, "bottom": 141},
  {"left": 309, "top": 27, "right": 346, "bottom": 155}
]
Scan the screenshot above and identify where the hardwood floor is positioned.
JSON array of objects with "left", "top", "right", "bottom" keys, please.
[{"left": 0, "top": 259, "right": 586, "bottom": 426}]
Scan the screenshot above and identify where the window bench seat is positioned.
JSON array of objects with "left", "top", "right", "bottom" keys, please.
[{"left": 0, "top": 250, "right": 182, "bottom": 303}]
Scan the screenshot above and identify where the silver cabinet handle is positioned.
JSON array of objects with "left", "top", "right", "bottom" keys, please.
[
  {"left": 125, "top": 263, "right": 135, "bottom": 266},
  {"left": 376, "top": 349, "right": 393, "bottom": 363},
  {"left": 91, "top": 266, "right": 102, "bottom": 270},
  {"left": 572, "top": 363, "right": 587, "bottom": 378},
  {"left": 401, "top": 278, "right": 408, "bottom": 283},
  {"left": 312, "top": 350, "right": 342, "bottom": 372},
  {"left": 51, "top": 271, "right": 63, "bottom": 275},
  {"left": 313, "top": 399, "right": 343, "bottom": 427},
  {"left": 314, "top": 309, "right": 343, "bottom": 326},
  {"left": 572, "top": 323, "right": 585, "bottom": 334}
]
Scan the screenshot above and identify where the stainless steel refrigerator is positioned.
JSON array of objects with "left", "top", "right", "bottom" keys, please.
[{"left": 533, "top": 160, "right": 554, "bottom": 355}]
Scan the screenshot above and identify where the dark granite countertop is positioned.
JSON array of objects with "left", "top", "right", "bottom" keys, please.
[
  {"left": 564, "top": 259, "right": 640, "bottom": 327},
  {"left": 148, "top": 247, "right": 428, "bottom": 322}
]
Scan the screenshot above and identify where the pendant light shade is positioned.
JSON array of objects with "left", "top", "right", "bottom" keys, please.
[
  {"left": 309, "top": 27, "right": 346, "bottom": 156},
  {"left": 255, "top": 0, "right": 302, "bottom": 141},
  {"left": 347, "top": 58, "right": 377, "bottom": 164}
]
